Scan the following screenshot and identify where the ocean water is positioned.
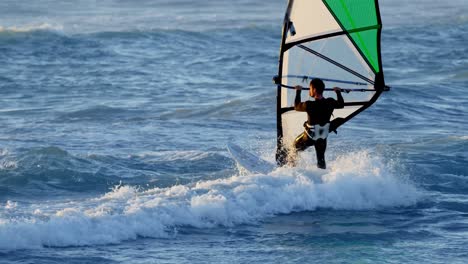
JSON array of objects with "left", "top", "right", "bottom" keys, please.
[{"left": 0, "top": 0, "right": 467, "bottom": 263}]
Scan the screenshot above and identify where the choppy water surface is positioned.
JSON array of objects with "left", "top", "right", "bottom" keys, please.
[{"left": 0, "top": 0, "right": 467, "bottom": 263}]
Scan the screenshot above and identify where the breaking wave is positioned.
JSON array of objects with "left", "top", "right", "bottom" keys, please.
[{"left": 0, "top": 150, "right": 421, "bottom": 250}]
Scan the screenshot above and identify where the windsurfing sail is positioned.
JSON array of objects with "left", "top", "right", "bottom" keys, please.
[{"left": 275, "top": 0, "right": 388, "bottom": 165}]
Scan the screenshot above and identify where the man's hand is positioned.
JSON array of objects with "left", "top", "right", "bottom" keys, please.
[
  {"left": 333, "top": 87, "right": 350, "bottom": 93},
  {"left": 295, "top": 85, "right": 303, "bottom": 91}
]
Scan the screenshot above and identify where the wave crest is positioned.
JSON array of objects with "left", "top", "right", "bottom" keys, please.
[
  {"left": 0, "top": 23, "right": 63, "bottom": 33},
  {"left": 0, "top": 150, "right": 421, "bottom": 250}
]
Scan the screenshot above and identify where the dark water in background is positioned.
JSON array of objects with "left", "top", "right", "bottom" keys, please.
[{"left": 0, "top": 0, "right": 467, "bottom": 263}]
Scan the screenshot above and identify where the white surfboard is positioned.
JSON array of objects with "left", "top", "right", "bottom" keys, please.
[{"left": 227, "top": 143, "right": 276, "bottom": 174}]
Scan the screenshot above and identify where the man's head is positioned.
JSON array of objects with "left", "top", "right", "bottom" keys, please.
[{"left": 309, "top": 78, "right": 325, "bottom": 97}]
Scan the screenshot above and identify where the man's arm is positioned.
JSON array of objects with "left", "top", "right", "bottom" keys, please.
[
  {"left": 333, "top": 87, "right": 345, "bottom": 109},
  {"left": 294, "top": 86, "right": 307, "bottom": 112}
]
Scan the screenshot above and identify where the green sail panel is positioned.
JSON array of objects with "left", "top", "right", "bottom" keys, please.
[{"left": 323, "top": 0, "right": 380, "bottom": 72}]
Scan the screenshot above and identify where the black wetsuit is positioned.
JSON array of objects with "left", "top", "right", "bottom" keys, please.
[{"left": 293, "top": 90, "right": 344, "bottom": 169}]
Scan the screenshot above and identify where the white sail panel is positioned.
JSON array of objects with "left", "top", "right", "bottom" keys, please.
[
  {"left": 281, "top": 112, "right": 307, "bottom": 148},
  {"left": 286, "top": 0, "right": 341, "bottom": 44}
]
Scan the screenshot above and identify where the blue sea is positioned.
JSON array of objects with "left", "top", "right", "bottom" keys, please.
[{"left": 1, "top": 0, "right": 467, "bottom": 263}]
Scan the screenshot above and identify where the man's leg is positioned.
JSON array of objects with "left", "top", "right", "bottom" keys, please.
[
  {"left": 314, "top": 139, "right": 327, "bottom": 169},
  {"left": 290, "top": 132, "right": 314, "bottom": 166}
]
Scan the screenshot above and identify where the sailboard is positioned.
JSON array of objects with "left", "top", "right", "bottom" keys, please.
[
  {"left": 274, "top": 0, "right": 388, "bottom": 164},
  {"left": 227, "top": 142, "right": 276, "bottom": 174}
]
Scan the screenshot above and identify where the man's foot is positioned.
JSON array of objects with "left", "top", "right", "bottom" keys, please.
[{"left": 317, "top": 161, "right": 326, "bottom": 169}]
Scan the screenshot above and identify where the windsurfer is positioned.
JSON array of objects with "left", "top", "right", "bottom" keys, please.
[{"left": 290, "top": 78, "right": 344, "bottom": 169}]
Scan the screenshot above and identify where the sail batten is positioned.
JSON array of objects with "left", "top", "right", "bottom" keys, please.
[
  {"left": 284, "top": 24, "right": 381, "bottom": 51},
  {"left": 282, "top": 75, "right": 369, "bottom": 86}
]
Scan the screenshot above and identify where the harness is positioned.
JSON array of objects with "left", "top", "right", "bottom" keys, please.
[{"left": 303, "top": 122, "right": 330, "bottom": 140}]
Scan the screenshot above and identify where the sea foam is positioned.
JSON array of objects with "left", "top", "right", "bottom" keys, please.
[
  {"left": 0, "top": 150, "right": 421, "bottom": 250},
  {"left": 0, "top": 23, "right": 63, "bottom": 33}
]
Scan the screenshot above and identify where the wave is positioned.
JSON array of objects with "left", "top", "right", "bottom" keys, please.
[
  {"left": 54, "top": 105, "right": 145, "bottom": 123},
  {"left": 0, "top": 21, "right": 275, "bottom": 38},
  {"left": 159, "top": 91, "right": 275, "bottom": 121},
  {"left": 0, "top": 23, "right": 63, "bottom": 34},
  {"left": 453, "top": 69, "right": 468, "bottom": 80},
  {"left": 0, "top": 146, "right": 115, "bottom": 198},
  {"left": 0, "top": 146, "right": 234, "bottom": 199},
  {"left": 453, "top": 135, "right": 468, "bottom": 141},
  {"left": 0, "top": 150, "right": 421, "bottom": 250}
]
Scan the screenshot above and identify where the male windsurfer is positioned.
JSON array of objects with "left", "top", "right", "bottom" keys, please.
[{"left": 291, "top": 78, "right": 344, "bottom": 169}]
